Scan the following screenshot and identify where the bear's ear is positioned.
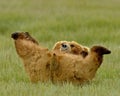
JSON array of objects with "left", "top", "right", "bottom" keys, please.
[{"left": 91, "top": 46, "right": 111, "bottom": 55}]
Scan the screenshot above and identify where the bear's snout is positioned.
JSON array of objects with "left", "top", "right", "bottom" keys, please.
[
  {"left": 11, "top": 32, "right": 19, "bottom": 40},
  {"left": 61, "top": 43, "right": 67, "bottom": 48}
]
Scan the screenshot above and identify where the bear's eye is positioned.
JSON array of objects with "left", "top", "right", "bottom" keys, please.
[{"left": 70, "top": 44, "right": 74, "bottom": 47}]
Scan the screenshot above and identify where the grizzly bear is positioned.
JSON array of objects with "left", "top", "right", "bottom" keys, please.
[{"left": 11, "top": 32, "right": 111, "bottom": 85}]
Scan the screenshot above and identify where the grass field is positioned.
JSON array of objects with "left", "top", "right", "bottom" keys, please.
[{"left": 0, "top": 0, "right": 120, "bottom": 96}]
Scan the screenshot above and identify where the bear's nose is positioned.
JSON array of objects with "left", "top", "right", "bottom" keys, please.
[
  {"left": 62, "top": 44, "right": 67, "bottom": 48},
  {"left": 11, "top": 32, "right": 19, "bottom": 40}
]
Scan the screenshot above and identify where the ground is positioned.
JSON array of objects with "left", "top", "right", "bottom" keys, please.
[{"left": 0, "top": 0, "right": 120, "bottom": 96}]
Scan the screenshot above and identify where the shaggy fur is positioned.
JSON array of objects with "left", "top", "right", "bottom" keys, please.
[{"left": 12, "top": 32, "right": 111, "bottom": 85}]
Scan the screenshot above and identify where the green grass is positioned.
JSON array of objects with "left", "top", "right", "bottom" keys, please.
[{"left": 0, "top": 0, "right": 120, "bottom": 96}]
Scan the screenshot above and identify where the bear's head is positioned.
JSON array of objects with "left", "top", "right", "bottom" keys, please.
[{"left": 53, "top": 41, "right": 89, "bottom": 58}]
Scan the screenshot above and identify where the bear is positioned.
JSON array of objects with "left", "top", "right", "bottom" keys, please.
[{"left": 11, "top": 32, "right": 111, "bottom": 85}]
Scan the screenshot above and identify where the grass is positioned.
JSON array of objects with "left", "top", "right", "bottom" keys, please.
[{"left": 0, "top": 0, "right": 120, "bottom": 96}]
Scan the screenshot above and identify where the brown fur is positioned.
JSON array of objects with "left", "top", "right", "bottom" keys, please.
[
  {"left": 11, "top": 32, "right": 52, "bottom": 82},
  {"left": 12, "top": 32, "right": 111, "bottom": 85},
  {"left": 51, "top": 45, "right": 111, "bottom": 84}
]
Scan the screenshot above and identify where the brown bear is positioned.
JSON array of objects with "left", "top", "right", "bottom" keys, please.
[{"left": 11, "top": 32, "right": 111, "bottom": 85}]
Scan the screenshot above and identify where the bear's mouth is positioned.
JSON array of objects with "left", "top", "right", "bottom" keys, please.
[{"left": 11, "top": 32, "right": 19, "bottom": 40}]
